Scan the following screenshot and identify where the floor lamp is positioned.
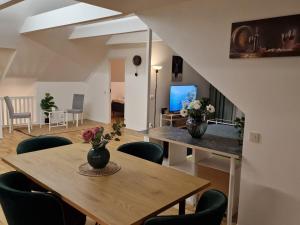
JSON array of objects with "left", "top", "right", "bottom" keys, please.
[{"left": 152, "top": 65, "right": 163, "bottom": 128}]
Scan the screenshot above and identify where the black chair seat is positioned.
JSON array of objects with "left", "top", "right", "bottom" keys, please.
[
  {"left": 0, "top": 171, "right": 86, "bottom": 225},
  {"left": 144, "top": 189, "right": 227, "bottom": 225},
  {"left": 117, "top": 141, "right": 164, "bottom": 164}
]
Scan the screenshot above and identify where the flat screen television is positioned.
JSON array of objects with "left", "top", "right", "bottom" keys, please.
[{"left": 169, "top": 85, "right": 198, "bottom": 113}]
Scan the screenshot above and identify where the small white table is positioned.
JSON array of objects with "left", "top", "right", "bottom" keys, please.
[{"left": 40, "top": 110, "right": 67, "bottom": 131}]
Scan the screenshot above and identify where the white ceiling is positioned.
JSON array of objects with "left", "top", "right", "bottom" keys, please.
[
  {"left": 0, "top": 0, "right": 187, "bottom": 81},
  {"left": 78, "top": 0, "right": 189, "bottom": 13},
  {"left": 0, "top": 0, "right": 76, "bottom": 48}
]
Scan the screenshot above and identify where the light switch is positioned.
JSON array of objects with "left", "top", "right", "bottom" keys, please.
[{"left": 249, "top": 132, "right": 261, "bottom": 143}]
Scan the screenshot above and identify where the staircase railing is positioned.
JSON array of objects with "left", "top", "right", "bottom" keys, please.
[{"left": 0, "top": 96, "right": 35, "bottom": 128}]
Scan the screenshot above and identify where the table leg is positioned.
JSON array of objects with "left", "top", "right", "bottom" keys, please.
[
  {"left": 66, "top": 113, "right": 68, "bottom": 128},
  {"left": 227, "top": 157, "right": 236, "bottom": 225},
  {"left": 40, "top": 111, "right": 42, "bottom": 128},
  {"left": 179, "top": 200, "right": 186, "bottom": 215},
  {"left": 168, "top": 143, "right": 187, "bottom": 166},
  {"left": 76, "top": 114, "right": 79, "bottom": 127},
  {"left": 49, "top": 115, "right": 51, "bottom": 132}
]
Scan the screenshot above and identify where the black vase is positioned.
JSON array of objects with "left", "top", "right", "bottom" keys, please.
[
  {"left": 87, "top": 146, "right": 110, "bottom": 169},
  {"left": 186, "top": 117, "right": 208, "bottom": 139}
]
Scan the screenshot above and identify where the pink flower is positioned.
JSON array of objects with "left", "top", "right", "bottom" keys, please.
[
  {"left": 92, "top": 127, "right": 100, "bottom": 136},
  {"left": 82, "top": 129, "right": 94, "bottom": 143}
]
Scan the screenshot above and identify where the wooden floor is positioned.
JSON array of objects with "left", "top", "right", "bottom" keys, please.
[{"left": 0, "top": 120, "right": 228, "bottom": 225}]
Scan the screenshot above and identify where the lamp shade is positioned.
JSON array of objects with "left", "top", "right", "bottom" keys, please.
[{"left": 152, "top": 65, "right": 163, "bottom": 71}]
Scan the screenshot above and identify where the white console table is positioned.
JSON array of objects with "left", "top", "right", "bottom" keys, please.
[{"left": 146, "top": 125, "right": 242, "bottom": 225}]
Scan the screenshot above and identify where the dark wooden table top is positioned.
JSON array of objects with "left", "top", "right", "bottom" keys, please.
[{"left": 148, "top": 124, "right": 242, "bottom": 159}]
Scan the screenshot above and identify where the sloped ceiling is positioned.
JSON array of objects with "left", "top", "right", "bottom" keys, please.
[
  {"left": 8, "top": 27, "right": 110, "bottom": 81},
  {"left": 0, "top": 0, "right": 76, "bottom": 49},
  {"left": 0, "top": 0, "right": 111, "bottom": 81},
  {"left": 78, "top": 0, "right": 189, "bottom": 13},
  {"left": 0, "top": 48, "right": 15, "bottom": 78},
  {"left": 0, "top": 0, "right": 190, "bottom": 82}
]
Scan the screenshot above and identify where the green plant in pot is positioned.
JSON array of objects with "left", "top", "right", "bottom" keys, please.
[
  {"left": 180, "top": 98, "right": 215, "bottom": 138},
  {"left": 40, "top": 93, "right": 57, "bottom": 124},
  {"left": 82, "top": 121, "right": 125, "bottom": 169},
  {"left": 234, "top": 116, "right": 245, "bottom": 145}
]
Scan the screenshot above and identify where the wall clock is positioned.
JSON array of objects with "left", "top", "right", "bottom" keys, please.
[{"left": 133, "top": 55, "right": 142, "bottom": 76}]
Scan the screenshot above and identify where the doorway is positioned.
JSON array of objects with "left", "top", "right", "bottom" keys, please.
[{"left": 110, "top": 58, "right": 125, "bottom": 123}]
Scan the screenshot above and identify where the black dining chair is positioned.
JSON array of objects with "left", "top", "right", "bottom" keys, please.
[
  {"left": 16, "top": 136, "right": 72, "bottom": 192},
  {"left": 144, "top": 189, "right": 227, "bottom": 225},
  {"left": 16, "top": 136, "right": 72, "bottom": 154},
  {"left": 0, "top": 171, "right": 86, "bottom": 225},
  {"left": 117, "top": 141, "right": 164, "bottom": 164}
]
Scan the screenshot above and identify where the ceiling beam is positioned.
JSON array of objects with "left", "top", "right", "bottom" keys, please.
[
  {"left": 77, "top": 0, "right": 189, "bottom": 13},
  {"left": 69, "top": 16, "right": 147, "bottom": 40},
  {"left": 20, "top": 3, "right": 121, "bottom": 34},
  {"left": 1, "top": 49, "right": 16, "bottom": 80},
  {"left": 0, "top": 0, "right": 23, "bottom": 10},
  {"left": 106, "top": 31, "right": 162, "bottom": 45}
]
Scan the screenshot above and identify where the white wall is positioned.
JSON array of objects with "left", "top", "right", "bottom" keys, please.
[
  {"left": 110, "top": 58, "right": 125, "bottom": 82},
  {"left": 0, "top": 77, "right": 36, "bottom": 97},
  {"left": 151, "top": 42, "right": 210, "bottom": 126},
  {"left": 85, "top": 44, "right": 148, "bottom": 131},
  {"left": 111, "top": 82, "right": 125, "bottom": 101},
  {"left": 36, "top": 81, "right": 87, "bottom": 122},
  {"left": 85, "top": 42, "right": 210, "bottom": 130},
  {"left": 138, "top": 1, "right": 300, "bottom": 225}
]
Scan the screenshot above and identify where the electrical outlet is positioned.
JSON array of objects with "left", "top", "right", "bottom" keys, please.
[{"left": 249, "top": 132, "right": 261, "bottom": 143}]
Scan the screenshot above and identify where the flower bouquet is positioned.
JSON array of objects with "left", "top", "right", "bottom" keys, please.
[
  {"left": 82, "top": 121, "right": 125, "bottom": 169},
  {"left": 180, "top": 98, "right": 215, "bottom": 138}
]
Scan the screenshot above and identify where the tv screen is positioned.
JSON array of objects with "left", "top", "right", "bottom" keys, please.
[{"left": 169, "top": 85, "right": 198, "bottom": 113}]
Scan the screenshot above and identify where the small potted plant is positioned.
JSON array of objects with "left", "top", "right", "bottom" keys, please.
[
  {"left": 40, "top": 93, "right": 57, "bottom": 124},
  {"left": 180, "top": 98, "right": 215, "bottom": 138},
  {"left": 82, "top": 121, "right": 125, "bottom": 169}
]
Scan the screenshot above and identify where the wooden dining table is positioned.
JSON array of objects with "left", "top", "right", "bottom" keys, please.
[{"left": 2, "top": 143, "right": 210, "bottom": 225}]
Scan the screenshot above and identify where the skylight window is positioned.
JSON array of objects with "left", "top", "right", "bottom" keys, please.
[{"left": 20, "top": 3, "right": 121, "bottom": 33}]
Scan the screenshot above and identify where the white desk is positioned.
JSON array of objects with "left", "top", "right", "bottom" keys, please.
[{"left": 146, "top": 125, "right": 242, "bottom": 225}]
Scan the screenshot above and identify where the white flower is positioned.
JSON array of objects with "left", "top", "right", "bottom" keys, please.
[
  {"left": 180, "top": 109, "right": 188, "bottom": 117},
  {"left": 189, "top": 100, "right": 201, "bottom": 110},
  {"left": 193, "top": 102, "right": 201, "bottom": 110},
  {"left": 189, "top": 101, "right": 195, "bottom": 109},
  {"left": 206, "top": 104, "right": 215, "bottom": 113}
]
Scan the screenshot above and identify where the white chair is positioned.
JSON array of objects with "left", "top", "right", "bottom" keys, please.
[
  {"left": 66, "top": 94, "right": 84, "bottom": 127},
  {"left": 4, "top": 96, "right": 32, "bottom": 133}
]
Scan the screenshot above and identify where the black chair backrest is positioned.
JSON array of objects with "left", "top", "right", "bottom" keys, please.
[
  {"left": 117, "top": 142, "right": 164, "bottom": 164},
  {"left": 144, "top": 189, "right": 227, "bottom": 225},
  {"left": 16, "top": 136, "right": 72, "bottom": 154},
  {"left": 0, "top": 171, "right": 65, "bottom": 225}
]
